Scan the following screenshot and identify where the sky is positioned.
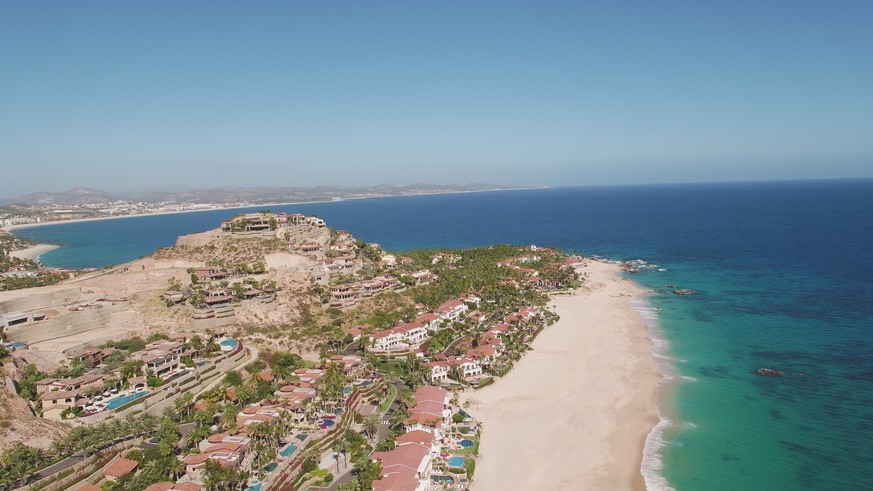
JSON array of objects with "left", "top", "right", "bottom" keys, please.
[{"left": 1, "top": 1, "right": 872, "bottom": 198}]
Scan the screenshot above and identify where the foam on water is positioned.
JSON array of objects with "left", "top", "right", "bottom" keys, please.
[{"left": 631, "top": 295, "right": 678, "bottom": 491}]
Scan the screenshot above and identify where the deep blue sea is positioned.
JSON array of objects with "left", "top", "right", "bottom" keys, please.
[{"left": 16, "top": 180, "right": 873, "bottom": 490}]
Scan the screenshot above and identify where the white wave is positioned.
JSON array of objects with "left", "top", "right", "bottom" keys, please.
[{"left": 631, "top": 295, "right": 679, "bottom": 491}]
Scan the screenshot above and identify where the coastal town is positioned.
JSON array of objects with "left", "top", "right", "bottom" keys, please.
[
  {"left": 0, "top": 184, "right": 522, "bottom": 228},
  {"left": 0, "top": 211, "right": 586, "bottom": 491}
]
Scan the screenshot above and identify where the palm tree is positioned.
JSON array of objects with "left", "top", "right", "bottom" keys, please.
[
  {"left": 167, "top": 457, "right": 184, "bottom": 481},
  {"left": 362, "top": 413, "right": 380, "bottom": 442}
]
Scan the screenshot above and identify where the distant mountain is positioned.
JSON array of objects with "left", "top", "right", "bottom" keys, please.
[
  {"left": 4, "top": 187, "right": 120, "bottom": 206},
  {"left": 2, "top": 183, "right": 524, "bottom": 206}
]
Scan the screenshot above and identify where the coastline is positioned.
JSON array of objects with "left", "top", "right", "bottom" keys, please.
[
  {"left": 1, "top": 187, "right": 544, "bottom": 232},
  {"left": 465, "top": 259, "right": 663, "bottom": 491},
  {"left": 8, "top": 244, "right": 60, "bottom": 263}
]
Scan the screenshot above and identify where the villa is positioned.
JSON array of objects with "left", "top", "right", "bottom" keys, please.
[
  {"left": 130, "top": 341, "right": 187, "bottom": 380},
  {"left": 407, "top": 269, "right": 437, "bottom": 286},
  {"left": 102, "top": 457, "right": 139, "bottom": 482},
  {"left": 424, "top": 356, "right": 483, "bottom": 383},
  {"left": 193, "top": 267, "right": 229, "bottom": 283},
  {"left": 370, "top": 442, "right": 433, "bottom": 491},
  {"left": 403, "top": 386, "right": 452, "bottom": 438},
  {"left": 220, "top": 213, "right": 276, "bottom": 233},
  {"left": 435, "top": 299, "right": 468, "bottom": 323},
  {"left": 369, "top": 322, "right": 428, "bottom": 353}
]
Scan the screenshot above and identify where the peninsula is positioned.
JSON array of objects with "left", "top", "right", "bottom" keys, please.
[{"left": 0, "top": 211, "right": 657, "bottom": 491}]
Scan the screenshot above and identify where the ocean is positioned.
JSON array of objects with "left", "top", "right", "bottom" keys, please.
[{"left": 15, "top": 179, "right": 873, "bottom": 490}]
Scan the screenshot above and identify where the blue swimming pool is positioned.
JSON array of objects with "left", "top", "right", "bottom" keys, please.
[
  {"left": 343, "top": 387, "right": 352, "bottom": 395},
  {"left": 246, "top": 481, "right": 262, "bottom": 491},
  {"left": 264, "top": 462, "right": 278, "bottom": 472},
  {"left": 220, "top": 338, "right": 239, "bottom": 349},
  {"left": 295, "top": 433, "right": 308, "bottom": 441},
  {"left": 459, "top": 439, "right": 474, "bottom": 448},
  {"left": 431, "top": 475, "right": 455, "bottom": 484},
  {"left": 280, "top": 444, "right": 297, "bottom": 457},
  {"left": 104, "top": 391, "right": 148, "bottom": 410},
  {"left": 447, "top": 456, "right": 465, "bottom": 468}
]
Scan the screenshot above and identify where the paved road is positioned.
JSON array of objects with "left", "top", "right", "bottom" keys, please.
[
  {"left": 376, "top": 381, "right": 404, "bottom": 443},
  {"left": 30, "top": 436, "right": 136, "bottom": 483}
]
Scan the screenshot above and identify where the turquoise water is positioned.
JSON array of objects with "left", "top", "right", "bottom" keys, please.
[
  {"left": 295, "top": 433, "right": 308, "bottom": 441},
  {"left": 431, "top": 475, "right": 455, "bottom": 483},
  {"left": 343, "top": 387, "right": 352, "bottom": 395},
  {"left": 246, "top": 482, "right": 262, "bottom": 491},
  {"left": 264, "top": 462, "right": 278, "bottom": 472},
  {"left": 279, "top": 444, "right": 297, "bottom": 457},
  {"left": 17, "top": 181, "right": 873, "bottom": 490},
  {"left": 459, "top": 439, "right": 473, "bottom": 448},
  {"left": 104, "top": 390, "right": 148, "bottom": 410},
  {"left": 447, "top": 456, "right": 466, "bottom": 468}
]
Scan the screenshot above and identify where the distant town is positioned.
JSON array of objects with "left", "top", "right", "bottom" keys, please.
[{"left": 0, "top": 184, "right": 533, "bottom": 227}]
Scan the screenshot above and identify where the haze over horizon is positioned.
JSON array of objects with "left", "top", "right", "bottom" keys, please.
[{"left": 2, "top": 1, "right": 872, "bottom": 197}]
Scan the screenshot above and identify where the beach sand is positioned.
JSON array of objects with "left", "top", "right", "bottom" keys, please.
[
  {"left": 466, "top": 259, "right": 661, "bottom": 491},
  {"left": 9, "top": 243, "right": 60, "bottom": 262}
]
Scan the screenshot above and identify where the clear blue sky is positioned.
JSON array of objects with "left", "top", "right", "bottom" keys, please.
[{"left": 1, "top": 1, "right": 872, "bottom": 198}]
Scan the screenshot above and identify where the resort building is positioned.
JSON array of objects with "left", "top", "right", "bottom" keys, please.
[
  {"left": 369, "top": 323, "right": 428, "bottom": 353},
  {"left": 403, "top": 386, "right": 452, "bottom": 438},
  {"left": 435, "top": 299, "right": 468, "bottom": 323}
]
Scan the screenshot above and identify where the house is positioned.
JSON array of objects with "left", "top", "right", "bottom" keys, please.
[
  {"left": 295, "top": 241, "right": 322, "bottom": 254},
  {"left": 131, "top": 342, "right": 184, "bottom": 380},
  {"left": 221, "top": 213, "right": 275, "bottom": 233},
  {"left": 435, "top": 300, "right": 468, "bottom": 323},
  {"left": 368, "top": 323, "right": 428, "bottom": 353},
  {"left": 404, "top": 386, "right": 452, "bottom": 437},
  {"left": 415, "top": 313, "right": 441, "bottom": 331},
  {"left": 329, "top": 283, "right": 359, "bottom": 308},
  {"left": 193, "top": 268, "right": 228, "bottom": 282},
  {"left": 70, "top": 348, "right": 113, "bottom": 367},
  {"left": 370, "top": 443, "right": 432, "bottom": 491},
  {"left": 424, "top": 361, "right": 451, "bottom": 384},
  {"left": 102, "top": 457, "right": 139, "bottom": 482}
]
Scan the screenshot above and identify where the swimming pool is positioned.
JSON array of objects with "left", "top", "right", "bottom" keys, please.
[
  {"left": 295, "top": 433, "right": 308, "bottom": 441},
  {"left": 447, "top": 456, "right": 466, "bottom": 468},
  {"left": 104, "top": 391, "right": 149, "bottom": 410},
  {"left": 264, "top": 462, "right": 278, "bottom": 472},
  {"left": 459, "top": 439, "right": 474, "bottom": 448},
  {"left": 343, "top": 387, "right": 352, "bottom": 395},
  {"left": 246, "top": 481, "right": 262, "bottom": 491},
  {"left": 280, "top": 444, "right": 297, "bottom": 457},
  {"left": 431, "top": 475, "right": 455, "bottom": 484},
  {"left": 219, "top": 338, "right": 239, "bottom": 350}
]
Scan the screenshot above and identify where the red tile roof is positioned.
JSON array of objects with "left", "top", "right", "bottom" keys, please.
[
  {"left": 395, "top": 430, "right": 435, "bottom": 448},
  {"left": 103, "top": 457, "right": 139, "bottom": 477},
  {"left": 145, "top": 483, "right": 175, "bottom": 491}
]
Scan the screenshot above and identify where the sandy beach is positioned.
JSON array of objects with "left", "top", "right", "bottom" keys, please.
[
  {"left": 466, "top": 259, "right": 661, "bottom": 491},
  {"left": 9, "top": 243, "right": 60, "bottom": 262}
]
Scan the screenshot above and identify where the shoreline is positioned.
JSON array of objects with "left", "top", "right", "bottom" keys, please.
[
  {"left": 1, "top": 187, "right": 544, "bottom": 232},
  {"left": 8, "top": 244, "right": 60, "bottom": 263},
  {"left": 465, "top": 259, "right": 663, "bottom": 490}
]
